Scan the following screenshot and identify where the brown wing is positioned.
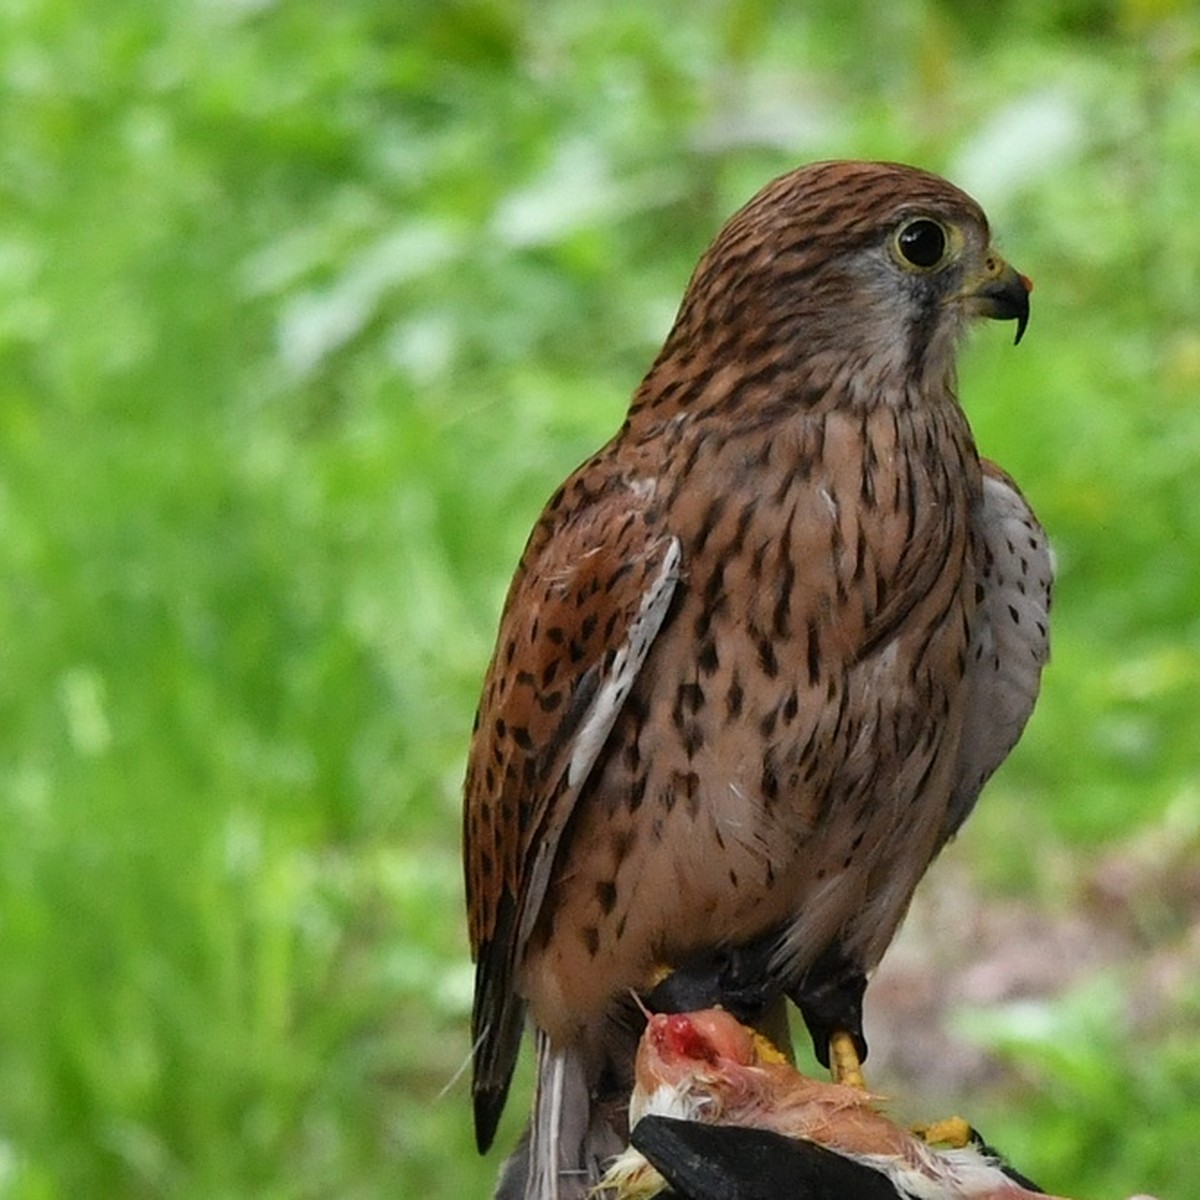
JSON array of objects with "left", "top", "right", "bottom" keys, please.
[
  {"left": 943, "top": 459, "right": 1053, "bottom": 840},
  {"left": 464, "top": 468, "right": 680, "bottom": 1152}
]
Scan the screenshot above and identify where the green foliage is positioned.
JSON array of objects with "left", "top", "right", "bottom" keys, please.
[
  {"left": 0, "top": 0, "right": 1197, "bottom": 1196},
  {"left": 958, "top": 972, "right": 1200, "bottom": 1199}
]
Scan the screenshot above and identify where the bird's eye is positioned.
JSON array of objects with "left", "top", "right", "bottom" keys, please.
[{"left": 894, "top": 218, "right": 949, "bottom": 270}]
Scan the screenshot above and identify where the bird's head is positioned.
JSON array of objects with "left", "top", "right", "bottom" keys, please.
[{"left": 642, "top": 160, "right": 1030, "bottom": 418}]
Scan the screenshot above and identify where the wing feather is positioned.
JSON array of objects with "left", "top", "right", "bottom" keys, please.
[
  {"left": 944, "top": 460, "right": 1053, "bottom": 840},
  {"left": 463, "top": 471, "right": 679, "bottom": 1151}
]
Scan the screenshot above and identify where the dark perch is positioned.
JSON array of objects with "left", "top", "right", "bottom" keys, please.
[{"left": 630, "top": 1116, "right": 1048, "bottom": 1199}]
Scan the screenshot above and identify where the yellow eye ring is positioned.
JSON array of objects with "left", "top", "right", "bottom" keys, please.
[{"left": 893, "top": 217, "right": 952, "bottom": 271}]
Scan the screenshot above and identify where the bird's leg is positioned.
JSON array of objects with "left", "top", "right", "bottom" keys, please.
[
  {"left": 827, "top": 1029, "right": 866, "bottom": 1090},
  {"left": 643, "top": 942, "right": 780, "bottom": 1026},
  {"left": 911, "top": 1117, "right": 973, "bottom": 1148},
  {"left": 790, "top": 950, "right": 974, "bottom": 1141},
  {"left": 788, "top": 944, "right": 869, "bottom": 1088}
]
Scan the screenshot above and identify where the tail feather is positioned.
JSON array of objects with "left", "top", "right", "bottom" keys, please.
[
  {"left": 471, "top": 981, "right": 525, "bottom": 1153},
  {"left": 472, "top": 896, "right": 527, "bottom": 1153},
  {"left": 491, "top": 1130, "right": 529, "bottom": 1200},
  {"left": 505, "top": 1030, "right": 622, "bottom": 1200}
]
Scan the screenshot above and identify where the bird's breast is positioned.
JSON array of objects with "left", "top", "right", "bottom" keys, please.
[{"left": 523, "top": 403, "right": 982, "bottom": 1043}]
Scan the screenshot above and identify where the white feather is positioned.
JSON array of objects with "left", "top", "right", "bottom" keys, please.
[{"left": 567, "top": 536, "right": 681, "bottom": 789}]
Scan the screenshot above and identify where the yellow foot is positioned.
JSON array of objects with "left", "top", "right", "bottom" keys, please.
[
  {"left": 828, "top": 1029, "right": 866, "bottom": 1089},
  {"left": 912, "top": 1116, "right": 973, "bottom": 1148}
]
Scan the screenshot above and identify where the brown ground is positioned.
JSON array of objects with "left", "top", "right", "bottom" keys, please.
[{"left": 860, "top": 807, "right": 1200, "bottom": 1112}]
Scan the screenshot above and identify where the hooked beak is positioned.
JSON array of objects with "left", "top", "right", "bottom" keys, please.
[{"left": 964, "top": 254, "right": 1032, "bottom": 345}]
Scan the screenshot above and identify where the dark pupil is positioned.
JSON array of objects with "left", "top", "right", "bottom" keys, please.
[{"left": 898, "top": 220, "right": 945, "bottom": 268}]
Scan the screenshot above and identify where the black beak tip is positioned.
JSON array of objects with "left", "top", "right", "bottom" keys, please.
[
  {"left": 995, "top": 282, "right": 1030, "bottom": 346},
  {"left": 1011, "top": 271, "right": 1032, "bottom": 345},
  {"left": 1013, "top": 308, "right": 1028, "bottom": 346},
  {"left": 982, "top": 266, "right": 1032, "bottom": 346}
]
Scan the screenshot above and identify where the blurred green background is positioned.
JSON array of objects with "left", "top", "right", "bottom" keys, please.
[{"left": 1, "top": 1, "right": 1198, "bottom": 1197}]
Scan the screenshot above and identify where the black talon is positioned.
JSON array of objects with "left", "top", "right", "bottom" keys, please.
[
  {"left": 788, "top": 944, "right": 868, "bottom": 1069},
  {"left": 644, "top": 942, "right": 779, "bottom": 1026}
]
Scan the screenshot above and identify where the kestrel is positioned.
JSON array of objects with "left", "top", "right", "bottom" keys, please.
[{"left": 463, "top": 160, "right": 1052, "bottom": 1199}]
